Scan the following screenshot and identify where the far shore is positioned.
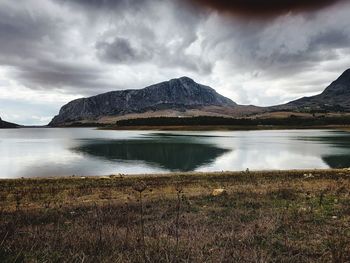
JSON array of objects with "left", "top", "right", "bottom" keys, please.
[
  {"left": 7, "top": 124, "right": 350, "bottom": 131},
  {"left": 1, "top": 168, "right": 350, "bottom": 181},
  {"left": 101, "top": 124, "right": 350, "bottom": 131}
]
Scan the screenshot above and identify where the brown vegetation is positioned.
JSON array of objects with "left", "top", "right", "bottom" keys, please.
[{"left": 0, "top": 170, "right": 349, "bottom": 262}]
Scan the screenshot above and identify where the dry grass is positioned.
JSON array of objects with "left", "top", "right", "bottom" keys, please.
[{"left": 0, "top": 170, "right": 350, "bottom": 262}]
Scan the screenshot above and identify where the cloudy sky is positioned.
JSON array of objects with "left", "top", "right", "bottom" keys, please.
[{"left": 0, "top": 0, "right": 349, "bottom": 125}]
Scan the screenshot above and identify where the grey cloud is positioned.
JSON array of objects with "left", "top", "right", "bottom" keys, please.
[
  {"left": 12, "top": 60, "right": 118, "bottom": 95},
  {"left": 90, "top": 0, "right": 213, "bottom": 73},
  {"left": 95, "top": 34, "right": 213, "bottom": 74},
  {"left": 314, "top": 30, "right": 349, "bottom": 47},
  {"left": 203, "top": 4, "right": 350, "bottom": 80},
  {"left": 56, "top": 0, "right": 147, "bottom": 9},
  {"left": 0, "top": 0, "right": 212, "bottom": 98},
  {"left": 0, "top": 5, "right": 61, "bottom": 60},
  {"left": 0, "top": 0, "right": 349, "bottom": 115},
  {"left": 96, "top": 37, "right": 153, "bottom": 63},
  {"left": 0, "top": 1, "right": 118, "bottom": 95}
]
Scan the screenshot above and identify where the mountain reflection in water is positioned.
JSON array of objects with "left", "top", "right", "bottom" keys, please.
[
  {"left": 73, "top": 138, "right": 231, "bottom": 171},
  {"left": 322, "top": 155, "right": 350, "bottom": 168},
  {"left": 295, "top": 131, "right": 350, "bottom": 168}
]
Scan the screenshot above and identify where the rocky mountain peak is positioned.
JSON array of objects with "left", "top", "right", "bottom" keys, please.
[
  {"left": 49, "top": 77, "right": 236, "bottom": 126},
  {"left": 176, "top": 76, "right": 194, "bottom": 82},
  {"left": 0, "top": 116, "right": 19, "bottom": 128},
  {"left": 321, "top": 68, "right": 350, "bottom": 97},
  {"left": 278, "top": 68, "right": 350, "bottom": 111},
  {"left": 333, "top": 68, "right": 350, "bottom": 85}
]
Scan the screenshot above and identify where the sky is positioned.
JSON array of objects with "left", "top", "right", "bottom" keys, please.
[{"left": 0, "top": 0, "right": 349, "bottom": 125}]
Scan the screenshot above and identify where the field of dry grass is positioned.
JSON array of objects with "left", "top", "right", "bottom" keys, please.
[{"left": 1, "top": 170, "right": 350, "bottom": 262}]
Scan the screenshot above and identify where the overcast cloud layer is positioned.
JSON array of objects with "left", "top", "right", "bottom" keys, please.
[{"left": 0, "top": 0, "right": 349, "bottom": 125}]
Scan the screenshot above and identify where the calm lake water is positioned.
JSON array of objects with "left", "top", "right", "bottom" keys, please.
[{"left": 1, "top": 128, "right": 350, "bottom": 178}]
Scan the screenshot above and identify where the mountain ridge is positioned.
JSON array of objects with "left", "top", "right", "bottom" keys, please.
[
  {"left": 0, "top": 117, "right": 20, "bottom": 128},
  {"left": 49, "top": 76, "right": 238, "bottom": 126},
  {"left": 49, "top": 68, "right": 350, "bottom": 127},
  {"left": 275, "top": 68, "right": 350, "bottom": 111}
]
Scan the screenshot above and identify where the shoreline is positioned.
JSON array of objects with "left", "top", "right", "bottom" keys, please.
[
  {"left": 101, "top": 124, "right": 350, "bottom": 131},
  {"left": 1, "top": 168, "right": 349, "bottom": 181},
  {"left": 4, "top": 123, "right": 350, "bottom": 131}
]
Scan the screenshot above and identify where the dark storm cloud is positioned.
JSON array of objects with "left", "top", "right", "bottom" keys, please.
[
  {"left": 56, "top": 0, "right": 145, "bottom": 9},
  {"left": 46, "top": 0, "right": 213, "bottom": 76},
  {"left": 189, "top": 0, "right": 343, "bottom": 17},
  {"left": 88, "top": 0, "right": 212, "bottom": 73},
  {"left": 0, "top": 0, "right": 213, "bottom": 102},
  {"left": 0, "top": 1, "right": 133, "bottom": 94},
  {"left": 204, "top": 11, "right": 350, "bottom": 79},
  {"left": 96, "top": 37, "right": 153, "bottom": 63},
  {"left": 95, "top": 34, "right": 213, "bottom": 74},
  {"left": 53, "top": 0, "right": 163, "bottom": 18},
  {"left": 312, "top": 30, "right": 350, "bottom": 48},
  {"left": 0, "top": 5, "right": 61, "bottom": 60},
  {"left": 0, "top": 2, "right": 116, "bottom": 94},
  {"left": 12, "top": 60, "right": 115, "bottom": 93}
]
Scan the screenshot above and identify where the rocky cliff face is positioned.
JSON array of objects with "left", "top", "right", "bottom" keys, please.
[
  {"left": 277, "top": 69, "right": 350, "bottom": 111},
  {"left": 49, "top": 77, "right": 236, "bottom": 126},
  {"left": 0, "top": 116, "right": 19, "bottom": 128}
]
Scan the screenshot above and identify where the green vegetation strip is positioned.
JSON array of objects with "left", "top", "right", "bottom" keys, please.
[{"left": 114, "top": 115, "right": 350, "bottom": 127}]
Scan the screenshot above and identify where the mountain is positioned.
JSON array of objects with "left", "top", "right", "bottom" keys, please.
[
  {"left": 50, "top": 69, "right": 350, "bottom": 127},
  {"left": 276, "top": 69, "right": 350, "bottom": 112},
  {"left": 0, "top": 117, "right": 19, "bottom": 128},
  {"left": 49, "top": 77, "right": 240, "bottom": 126}
]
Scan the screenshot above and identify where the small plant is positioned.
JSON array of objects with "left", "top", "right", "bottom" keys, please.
[
  {"left": 174, "top": 182, "right": 184, "bottom": 260},
  {"left": 43, "top": 200, "right": 51, "bottom": 209},
  {"left": 123, "top": 200, "right": 131, "bottom": 248},
  {"left": 93, "top": 202, "right": 103, "bottom": 255},
  {"left": 133, "top": 181, "right": 147, "bottom": 261},
  {"left": 14, "top": 191, "right": 23, "bottom": 211},
  {"left": 319, "top": 190, "right": 325, "bottom": 206}
]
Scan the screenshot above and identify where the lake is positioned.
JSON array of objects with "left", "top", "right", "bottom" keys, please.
[{"left": 1, "top": 128, "right": 350, "bottom": 178}]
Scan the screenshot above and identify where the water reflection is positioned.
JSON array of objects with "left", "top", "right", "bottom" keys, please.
[
  {"left": 294, "top": 130, "right": 350, "bottom": 168},
  {"left": 2, "top": 128, "right": 350, "bottom": 178},
  {"left": 322, "top": 155, "right": 350, "bottom": 168},
  {"left": 295, "top": 131, "right": 350, "bottom": 148},
  {"left": 73, "top": 139, "right": 231, "bottom": 171}
]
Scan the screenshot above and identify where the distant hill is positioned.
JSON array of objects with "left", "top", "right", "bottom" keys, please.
[
  {"left": 0, "top": 117, "right": 19, "bottom": 128},
  {"left": 49, "top": 77, "right": 261, "bottom": 126},
  {"left": 274, "top": 69, "right": 350, "bottom": 112}
]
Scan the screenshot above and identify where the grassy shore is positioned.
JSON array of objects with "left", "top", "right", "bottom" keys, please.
[{"left": 1, "top": 170, "right": 350, "bottom": 262}]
